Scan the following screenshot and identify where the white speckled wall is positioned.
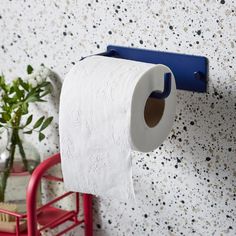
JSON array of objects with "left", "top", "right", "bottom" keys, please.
[{"left": 0, "top": 0, "right": 236, "bottom": 235}]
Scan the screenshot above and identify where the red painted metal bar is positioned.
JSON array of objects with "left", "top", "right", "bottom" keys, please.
[
  {"left": 0, "top": 209, "right": 24, "bottom": 218},
  {"left": 38, "top": 210, "right": 75, "bottom": 231},
  {"left": 75, "top": 192, "right": 80, "bottom": 214},
  {"left": 56, "top": 220, "right": 84, "bottom": 236},
  {"left": 37, "top": 191, "right": 74, "bottom": 213},
  {"left": 83, "top": 194, "right": 93, "bottom": 236},
  {"left": 42, "top": 174, "right": 63, "bottom": 182},
  {"left": 26, "top": 153, "right": 61, "bottom": 236},
  {"left": 15, "top": 217, "right": 20, "bottom": 236}
]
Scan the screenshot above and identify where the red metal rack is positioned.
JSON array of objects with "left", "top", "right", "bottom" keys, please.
[{"left": 0, "top": 153, "right": 93, "bottom": 236}]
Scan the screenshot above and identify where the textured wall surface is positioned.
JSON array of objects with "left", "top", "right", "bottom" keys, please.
[{"left": 0, "top": 0, "right": 235, "bottom": 235}]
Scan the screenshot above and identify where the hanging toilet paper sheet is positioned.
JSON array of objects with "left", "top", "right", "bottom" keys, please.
[{"left": 59, "top": 56, "right": 176, "bottom": 201}]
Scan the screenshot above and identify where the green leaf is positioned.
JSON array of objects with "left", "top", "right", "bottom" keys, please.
[
  {"left": 1, "top": 105, "right": 9, "bottom": 112},
  {"left": 3, "top": 95, "right": 13, "bottom": 104},
  {"left": 9, "top": 86, "right": 15, "bottom": 94},
  {"left": 38, "top": 81, "right": 50, "bottom": 87},
  {"left": 19, "top": 78, "right": 29, "bottom": 91},
  {"left": 2, "top": 113, "right": 11, "bottom": 121},
  {"left": 39, "top": 132, "right": 45, "bottom": 141},
  {"left": 33, "top": 116, "right": 44, "bottom": 129},
  {"left": 25, "top": 114, "right": 33, "bottom": 127},
  {"left": 0, "top": 118, "right": 6, "bottom": 123},
  {"left": 25, "top": 95, "right": 39, "bottom": 103},
  {"left": 27, "top": 65, "right": 34, "bottom": 74},
  {"left": 0, "top": 76, "right": 8, "bottom": 93},
  {"left": 40, "top": 116, "right": 53, "bottom": 131},
  {"left": 0, "top": 75, "right": 5, "bottom": 85},
  {"left": 21, "top": 103, "right": 28, "bottom": 114},
  {"left": 13, "top": 82, "right": 24, "bottom": 99},
  {"left": 23, "top": 130, "right": 32, "bottom": 134},
  {"left": 40, "top": 83, "right": 53, "bottom": 97}
]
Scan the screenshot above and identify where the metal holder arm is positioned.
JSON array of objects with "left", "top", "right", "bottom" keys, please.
[{"left": 150, "top": 72, "right": 172, "bottom": 99}]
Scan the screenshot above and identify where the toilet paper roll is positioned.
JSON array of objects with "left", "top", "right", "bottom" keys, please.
[{"left": 59, "top": 56, "right": 176, "bottom": 200}]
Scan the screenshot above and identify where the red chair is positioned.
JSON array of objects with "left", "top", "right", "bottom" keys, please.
[{"left": 0, "top": 153, "right": 93, "bottom": 236}]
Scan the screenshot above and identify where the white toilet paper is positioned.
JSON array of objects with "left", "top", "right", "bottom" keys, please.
[{"left": 59, "top": 56, "right": 176, "bottom": 200}]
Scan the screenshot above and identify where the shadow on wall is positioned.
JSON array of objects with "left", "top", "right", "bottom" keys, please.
[
  {"left": 33, "top": 70, "right": 62, "bottom": 117},
  {"left": 31, "top": 71, "right": 62, "bottom": 156}
]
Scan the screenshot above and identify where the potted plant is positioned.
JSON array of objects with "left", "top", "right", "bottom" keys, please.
[{"left": 0, "top": 65, "right": 53, "bottom": 208}]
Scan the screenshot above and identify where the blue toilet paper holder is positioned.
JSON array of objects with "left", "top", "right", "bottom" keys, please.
[{"left": 84, "top": 45, "right": 208, "bottom": 99}]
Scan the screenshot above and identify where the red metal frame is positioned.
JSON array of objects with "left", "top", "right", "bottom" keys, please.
[{"left": 0, "top": 153, "right": 93, "bottom": 236}]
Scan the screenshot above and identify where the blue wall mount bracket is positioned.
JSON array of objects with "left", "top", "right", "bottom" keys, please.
[{"left": 98, "top": 45, "right": 208, "bottom": 94}]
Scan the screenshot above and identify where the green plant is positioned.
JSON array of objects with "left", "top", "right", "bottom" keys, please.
[{"left": 0, "top": 65, "right": 54, "bottom": 202}]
